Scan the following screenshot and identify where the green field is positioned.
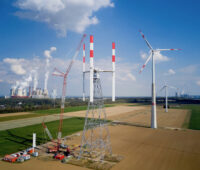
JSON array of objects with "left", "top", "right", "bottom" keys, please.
[
  {"left": 173, "top": 104, "right": 200, "bottom": 130},
  {"left": 0, "top": 117, "right": 85, "bottom": 157}
]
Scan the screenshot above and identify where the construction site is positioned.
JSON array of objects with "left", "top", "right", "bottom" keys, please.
[
  {"left": 0, "top": 32, "right": 200, "bottom": 170},
  {"left": 1, "top": 0, "right": 200, "bottom": 168}
]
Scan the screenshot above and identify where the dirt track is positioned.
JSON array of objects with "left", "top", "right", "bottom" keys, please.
[{"left": 0, "top": 112, "right": 32, "bottom": 117}]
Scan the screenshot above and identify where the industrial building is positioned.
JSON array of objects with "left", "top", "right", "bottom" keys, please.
[{"left": 10, "top": 87, "right": 49, "bottom": 99}]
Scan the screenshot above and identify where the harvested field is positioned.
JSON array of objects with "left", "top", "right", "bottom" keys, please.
[
  {"left": 66, "top": 105, "right": 190, "bottom": 129},
  {"left": 1, "top": 125, "right": 200, "bottom": 170},
  {"left": 109, "top": 105, "right": 190, "bottom": 128},
  {"left": 65, "top": 105, "right": 145, "bottom": 118}
]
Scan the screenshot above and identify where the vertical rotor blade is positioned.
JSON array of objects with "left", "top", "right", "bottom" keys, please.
[
  {"left": 139, "top": 30, "right": 153, "bottom": 50},
  {"left": 139, "top": 53, "right": 152, "bottom": 73}
]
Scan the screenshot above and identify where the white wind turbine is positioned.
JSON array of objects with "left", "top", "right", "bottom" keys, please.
[
  {"left": 160, "top": 84, "right": 178, "bottom": 112},
  {"left": 139, "top": 30, "right": 181, "bottom": 128}
]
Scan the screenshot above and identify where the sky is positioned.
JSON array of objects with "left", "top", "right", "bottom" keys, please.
[{"left": 0, "top": 0, "right": 200, "bottom": 97}]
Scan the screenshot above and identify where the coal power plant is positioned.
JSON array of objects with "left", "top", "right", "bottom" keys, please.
[
  {"left": 9, "top": 47, "right": 56, "bottom": 99},
  {"left": 10, "top": 86, "right": 49, "bottom": 99}
]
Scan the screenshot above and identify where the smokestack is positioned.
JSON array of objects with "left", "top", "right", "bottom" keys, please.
[
  {"left": 83, "top": 43, "right": 86, "bottom": 101},
  {"left": 90, "top": 35, "right": 94, "bottom": 103},
  {"left": 112, "top": 42, "right": 116, "bottom": 102}
]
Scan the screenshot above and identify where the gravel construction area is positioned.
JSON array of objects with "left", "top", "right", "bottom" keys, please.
[{"left": 1, "top": 125, "right": 200, "bottom": 170}]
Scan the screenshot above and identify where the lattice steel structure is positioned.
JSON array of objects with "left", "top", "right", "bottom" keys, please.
[
  {"left": 79, "top": 35, "right": 115, "bottom": 160},
  {"left": 79, "top": 70, "right": 112, "bottom": 159}
]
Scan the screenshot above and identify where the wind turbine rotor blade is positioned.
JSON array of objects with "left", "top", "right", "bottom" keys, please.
[
  {"left": 159, "top": 86, "right": 166, "bottom": 92},
  {"left": 139, "top": 30, "right": 153, "bottom": 50},
  {"left": 139, "top": 52, "right": 152, "bottom": 73},
  {"left": 156, "top": 48, "right": 182, "bottom": 51},
  {"left": 168, "top": 85, "right": 177, "bottom": 89}
]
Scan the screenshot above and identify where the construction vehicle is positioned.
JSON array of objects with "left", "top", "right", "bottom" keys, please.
[
  {"left": 3, "top": 155, "right": 18, "bottom": 163},
  {"left": 54, "top": 153, "right": 65, "bottom": 160}
]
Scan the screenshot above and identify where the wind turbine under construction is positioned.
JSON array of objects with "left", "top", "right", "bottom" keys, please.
[{"left": 139, "top": 30, "right": 181, "bottom": 129}]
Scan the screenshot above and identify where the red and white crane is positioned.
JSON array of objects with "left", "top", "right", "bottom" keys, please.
[
  {"left": 42, "top": 34, "right": 86, "bottom": 147},
  {"left": 139, "top": 30, "right": 181, "bottom": 128}
]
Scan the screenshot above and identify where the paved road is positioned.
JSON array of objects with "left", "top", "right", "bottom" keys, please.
[
  {"left": 0, "top": 114, "right": 72, "bottom": 131},
  {"left": 0, "top": 105, "right": 142, "bottom": 131}
]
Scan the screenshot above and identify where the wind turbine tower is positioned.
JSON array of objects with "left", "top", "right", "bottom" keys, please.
[
  {"left": 79, "top": 35, "right": 115, "bottom": 159},
  {"left": 139, "top": 30, "right": 181, "bottom": 128},
  {"left": 160, "top": 84, "right": 177, "bottom": 112}
]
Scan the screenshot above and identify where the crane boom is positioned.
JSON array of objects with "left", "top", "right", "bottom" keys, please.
[{"left": 57, "top": 34, "right": 86, "bottom": 142}]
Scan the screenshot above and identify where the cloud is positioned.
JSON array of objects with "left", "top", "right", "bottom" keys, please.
[
  {"left": 44, "top": 47, "right": 56, "bottom": 59},
  {"left": 140, "top": 51, "right": 170, "bottom": 63},
  {"left": 94, "top": 58, "right": 137, "bottom": 82},
  {"left": 154, "top": 51, "right": 170, "bottom": 62},
  {"left": 140, "top": 51, "right": 147, "bottom": 60},
  {"left": 179, "top": 65, "right": 197, "bottom": 74},
  {"left": 0, "top": 79, "right": 3, "bottom": 83},
  {"left": 3, "top": 58, "right": 26, "bottom": 75},
  {"left": 15, "top": 0, "right": 114, "bottom": 36},
  {"left": 164, "top": 69, "right": 176, "bottom": 76},
  {"left": 196, "top": 80, "right": 200, "bottom": 86}
]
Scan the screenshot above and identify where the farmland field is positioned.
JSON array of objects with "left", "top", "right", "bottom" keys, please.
[{"left": 1, "top": 104, "right": 200, "bottom": 170}]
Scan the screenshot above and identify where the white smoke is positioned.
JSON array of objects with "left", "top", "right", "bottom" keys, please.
[
  {"left": 32, "top": 69, "right": 38, "bottom": 90},
  {"left": 12, "top": 72, "right": 33, "bottom": 90},
  {"left": 20, "top": 73, "right": 32, "bottom": 88},
  {"left": 44, "top": 47, "right": 56, "bottom": 90},
  {"left": 51, "top": 89, "right": 57, "bottom": 99}
]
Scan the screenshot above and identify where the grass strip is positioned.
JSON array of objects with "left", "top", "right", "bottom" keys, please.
[{"left": 0, "top": 117, "right": 85, "bottom": 157}]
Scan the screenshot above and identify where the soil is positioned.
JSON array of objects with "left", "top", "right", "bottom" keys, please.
[
  {"left": 1, "top": 105, "right": 199, "bottom": 170},
  {"left": 1, "top": 125, "right": 200, "bottom": 170}
]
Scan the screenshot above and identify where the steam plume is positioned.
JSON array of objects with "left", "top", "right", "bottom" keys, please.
[{"left": 44, "top": 47, "right": 56, "bottom": 90}]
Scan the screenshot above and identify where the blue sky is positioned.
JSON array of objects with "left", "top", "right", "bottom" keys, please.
[{"left": 0, "top": 0, "right": 200, "bottom": 97}]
